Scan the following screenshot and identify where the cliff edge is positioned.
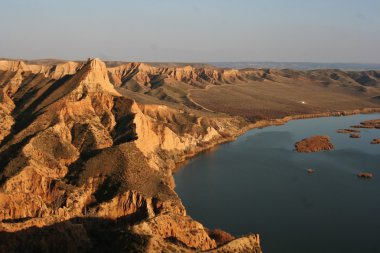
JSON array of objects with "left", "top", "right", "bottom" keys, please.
[{"left": 0, "top": 58, "right": 260, "bottom": 253}]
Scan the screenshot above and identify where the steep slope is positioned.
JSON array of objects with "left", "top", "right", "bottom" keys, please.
[{"left": 0, "top": 58, "right": 260, "bottom": 252}]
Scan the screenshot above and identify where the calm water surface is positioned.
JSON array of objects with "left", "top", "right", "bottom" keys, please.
[{"left": 174, "top": 114, "right": 380, "bottom": 253}]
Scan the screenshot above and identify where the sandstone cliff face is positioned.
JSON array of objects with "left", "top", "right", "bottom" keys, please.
[
  {"left": 0, "top": 58, "right": 259, "bottom": 252},
  {"left": 108, "top": 62, "right": 245, "bottom": 89},
  {"left": 0, "top": 59, "right": 82, "bottom": 80},
  {"left": 47, "top": 61, "right": 81, "bottom": 80},
  {"left": 0, "top": 60, "right": 35, "bottom": 73},
  {"left": 131, "top": 102, "right": 246, "bottom": 171},
  {"left": 107, "top": 62, "right": 380, "bottom": 93}
]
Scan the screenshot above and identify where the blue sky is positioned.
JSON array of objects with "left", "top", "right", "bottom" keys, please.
[{"left": 0, "top": 0, "right": 379, "bottom": 63}]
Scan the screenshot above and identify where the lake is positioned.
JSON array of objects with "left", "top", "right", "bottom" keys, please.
[{"left": 174, "top": 114, "right": 380, "bottom": 253}]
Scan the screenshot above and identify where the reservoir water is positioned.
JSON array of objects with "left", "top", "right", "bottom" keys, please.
[{"left": 174, "top": 114, "right": 380, "bottom": 253}]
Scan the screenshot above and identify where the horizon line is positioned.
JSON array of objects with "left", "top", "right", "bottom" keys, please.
[{"left": 1, "top": 57, "right": 380, "bottom": 66}]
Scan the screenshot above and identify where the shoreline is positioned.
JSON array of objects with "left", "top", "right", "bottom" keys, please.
[
  {"left": 172, "top": 107, "right": 380, "bottom": 244},
  {"left": 172, "top": 107, "right": 380, "bottom": 174},
  {"left": 172, "top": 107, "right": 380, "bottom": 253}
]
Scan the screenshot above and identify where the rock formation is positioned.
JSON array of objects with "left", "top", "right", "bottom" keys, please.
[
  {"left": 351, "top": 119, "right": 380, "bottom": 129},
  {"left": 357, "top": 172, "right": 373, "bottom": 179},
  {"left": 295, "top": 136, "right": 334, "bottom": 153},
  {"left": 336, "top": 129, "right": 360, "bottom": 134},
  {"left": 0, "top": 58, "right": 261, "bottom": 252},
  {"left": 370, "top": 138, "right": 380, "bottom": 144},
  {"left": 108, "top": 62, "right": 244, "bottom": 89}
]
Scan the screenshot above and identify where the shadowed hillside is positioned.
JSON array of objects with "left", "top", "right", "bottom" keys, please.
[{"left": 0, "top": 58, "right": 260, "bottom": 253}]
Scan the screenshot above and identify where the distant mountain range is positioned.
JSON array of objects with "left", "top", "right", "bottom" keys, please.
[
  {"left": 2, "top": 57, "right": 379, "bottom": 71},
  {"left": 210, "top": 62, "right": 380, "bottom": 71}
]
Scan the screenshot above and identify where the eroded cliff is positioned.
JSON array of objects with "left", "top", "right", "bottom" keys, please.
[{"left": 0, "top": 58, "right": 261, "bottom": 253}]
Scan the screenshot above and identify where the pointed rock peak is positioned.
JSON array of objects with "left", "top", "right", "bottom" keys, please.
[
  {"left": 74, "top": 58, "right": 120, "bottom": 96},
  {"left": 84, "top": 58, "right": 107, "bottom": 71}
]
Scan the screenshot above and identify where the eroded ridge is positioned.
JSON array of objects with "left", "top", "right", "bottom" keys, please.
[{"left": 0, "top": 58, "right": 260, "bottom": 253}]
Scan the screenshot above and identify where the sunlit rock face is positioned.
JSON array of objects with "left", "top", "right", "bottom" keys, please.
[{"left": 0, "top": 58, "right": 260, "bottom": 253}]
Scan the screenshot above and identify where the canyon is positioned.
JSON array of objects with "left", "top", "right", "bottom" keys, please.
[{"left": 0, "top": 58, "right": 380, "bottom": 252}]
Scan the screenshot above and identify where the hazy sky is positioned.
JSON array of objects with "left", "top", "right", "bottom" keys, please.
[{"left": 1, "top": 0, "right": 379, "bottom": 63}]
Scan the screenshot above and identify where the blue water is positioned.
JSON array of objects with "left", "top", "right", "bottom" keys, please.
[{"left": 174, "top": 114, "right": 380, "bottom": 253}]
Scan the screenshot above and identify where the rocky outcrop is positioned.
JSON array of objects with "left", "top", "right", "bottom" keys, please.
[
  {"left": 209, "top": 235, "right": 262, "bottom": 253},
  {"left": 131, "top": 102, "right": 246, "bottom": 171},
  {"left": 370, "top": 138, "right": 380, "bottom": 144},
  {"left": 351, "top": 119, "right": 380, "bottom": 129},
  {"left": 207, "top": 229, "right": 236, "bottom": 246},
  {"left": 359, "top": 119, "right": 380, "bottom": 128},
  {"left": 0, "top": 60, "right": 81, "bottom": 79},
  {"left": 108, "top": 62, "right": 245, "bottom": 89},
  {"left": 132, "top": 213, "right": 217, "bottom": 250},
  {"left": 336, "top": 129, "right": 360, "bottom": 134},
  {"left": 0, "top": 58, "right": 258, "bottom": 252},
  {"left": 47, "top": 61, "right": 81, "bottom": 80},
  {"left": 0, "top": 58, "right": 141, "bottom": 224},
  {"left": 350, "top": 133, "right": 361, "bottom": 138},
  {"left": 0, "top": 216, "right": 261, "bottom": 253},
  {"left": 295, "top": 136, "right": 334, "bottom": 153},
  {"left": 357, "top": 172, "right": 373, "bottom": 179},
  {"left": 0, "top": 60, "right": 36, "bottom": 73}
]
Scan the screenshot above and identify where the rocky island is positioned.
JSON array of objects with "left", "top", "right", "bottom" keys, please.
[
  {"left": 295, "top": 136, "right": 334, "bottom": 153},
  {"left": 336, "top": 129, "right": 360, "bottom": 134},
  {"left": 351, "top": 119, "right": 380, "bottom": 129},
  {"left": 357, "top": 172, "right": 374, "bottom": 179},
  {"left": 350, "top": 133, "right": 361, "bottom": 138}
]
